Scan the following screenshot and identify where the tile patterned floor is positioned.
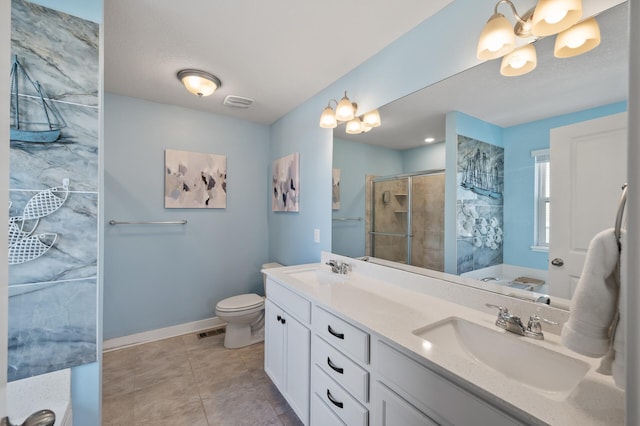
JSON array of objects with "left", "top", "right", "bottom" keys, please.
[{"left": 102, "top": 332, "right": 303, "bottom": 426}]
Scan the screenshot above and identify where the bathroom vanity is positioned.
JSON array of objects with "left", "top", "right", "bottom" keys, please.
[{"left": 263, "top": 252, "right": 624, "bottom": 426}]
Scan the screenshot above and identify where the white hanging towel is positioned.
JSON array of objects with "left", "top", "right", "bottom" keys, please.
[
  {"left": 597, "top": 230, "right": 626, "bottom": 390},
  {"left": 561, "top": 229, "right": 620, "bottom": 358}
]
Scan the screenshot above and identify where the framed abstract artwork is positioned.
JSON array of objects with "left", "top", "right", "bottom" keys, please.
[
  {"left": 165, "top": 149, "right": 227, "bottom": 208},
  {"left": 272, "top": 152, "right": 300, "bottom": 212}
]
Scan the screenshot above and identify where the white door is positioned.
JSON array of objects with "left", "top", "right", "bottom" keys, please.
[{"left": 549, "top": 112, "right": 627, "bottom": 299}]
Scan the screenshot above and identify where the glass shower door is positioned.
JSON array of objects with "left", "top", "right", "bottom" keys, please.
[{"left": 370, "top": 177, "right": 410, "bottom": 264}]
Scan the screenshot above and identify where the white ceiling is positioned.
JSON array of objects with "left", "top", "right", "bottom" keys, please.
[
  {"left": 104, "top": 0, "right": 453, "bottom": 125},
  {"left": 337, "top": 0, "right": 628, "bottom": 150}
]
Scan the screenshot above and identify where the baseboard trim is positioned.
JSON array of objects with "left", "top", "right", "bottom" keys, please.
[{"left": 103, "top": 317, "right": 226, "bottom": 352}]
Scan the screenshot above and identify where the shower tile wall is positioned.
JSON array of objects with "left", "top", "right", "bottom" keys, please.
[
  {"left": 411, "top": 174, "right": 445, "bottom": 271},
  {"left": 371, "top": 178, "right": 408, "bottom": 263},
  {"left": 8, "top": 0, "right": 99, "bottom": 381},
  {"left": 456, "top": 135, "right": 504, "bottom": 275}
]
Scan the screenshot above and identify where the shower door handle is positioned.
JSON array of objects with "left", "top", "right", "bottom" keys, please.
[{"left": 551, "top": 258, "right": 564, "bottom": 267}]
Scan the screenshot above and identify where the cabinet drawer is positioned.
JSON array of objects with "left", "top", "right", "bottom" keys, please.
[
  {"left": 312, "top": 365, "right": 368, "bottom": 426},
  {"left": 376, "top": 341, "right": 521, "bottom": 426},
  {"left": 313, "top": 335, "right": 369, "bottom": 402},
  {"left": 311, "top": 392, "right": 346, "bottom": 426},
  {"left": 267, "top": 278, "right": 311, "bottom": 325},
  {"left": 314, "top": 306, "right": 370, "bottom": 364}
]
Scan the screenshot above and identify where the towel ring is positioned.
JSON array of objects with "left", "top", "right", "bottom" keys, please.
[{"left": 614, "top": 183, "right": 627, "bottom": 251}]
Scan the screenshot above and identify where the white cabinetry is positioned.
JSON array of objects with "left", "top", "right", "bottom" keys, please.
[
  {"left": 265, "top": 273, "right": 530, "bottom": 426},
  {"left": 374, "top": 382, "right": 439, "bottom": 426},
  {"left": 264, "top": 279, "right": 311, "bottom": 425},
  {"left": 311, "top": 306, "right": 370, "bottom": 426},
  {"left": 373, "top": 340, "right": 523, "bottom": 426}
]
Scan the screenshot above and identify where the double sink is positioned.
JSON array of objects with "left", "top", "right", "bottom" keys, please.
[
  {"left": 282, "top": 264, "right": 590, "bottom": 402},
  {"left": 412, "top": 317, "right": 590, "bottom": 400}
]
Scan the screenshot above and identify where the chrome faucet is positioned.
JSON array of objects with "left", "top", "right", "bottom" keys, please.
[
  {"left": 486, "top": 304, "right": 526, "bottom": 335},
  {"left": 486, "top": 304, "right": 558, "bottom": 340},
  {"left": 325, "top": 259, "right": 350, "bottom": 275}
]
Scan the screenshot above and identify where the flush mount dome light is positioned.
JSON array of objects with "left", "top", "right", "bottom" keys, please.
[{"left": 177, "top": 69, "right": 222, "bottom": 97}]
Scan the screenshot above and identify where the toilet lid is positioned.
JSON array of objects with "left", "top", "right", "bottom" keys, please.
[{"left": 217, "top": 293, "right": 264, "bottom": 312}]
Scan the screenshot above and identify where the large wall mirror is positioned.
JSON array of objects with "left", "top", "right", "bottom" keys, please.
[{"left": 332, "top": 2, "right": 628, "bottom": 310}]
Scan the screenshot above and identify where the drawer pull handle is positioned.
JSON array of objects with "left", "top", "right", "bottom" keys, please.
[
  {"left": 327, "top": 325, "right": 345, "bottom": 340},
  {"left": 326, "top": 389, "right": 344, "bottom": 409},
  {"left": 327, "top": 357, "right": 344, "bottom": 374}
]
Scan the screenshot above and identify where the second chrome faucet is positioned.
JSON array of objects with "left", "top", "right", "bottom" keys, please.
[{"left": 326, "top": 259, "right": 351, "bottom": 275}]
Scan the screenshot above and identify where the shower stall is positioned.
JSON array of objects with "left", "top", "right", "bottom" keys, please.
[{"left": 366, "top": 170, "right": 445, "bottom": 271}]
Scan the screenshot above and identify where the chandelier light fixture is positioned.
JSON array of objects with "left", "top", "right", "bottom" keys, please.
[
  {"left": 177, "top": 69, "right": 222, "bottom": 97},
  {"left": 476, "top": 0, "right": 600, "bottom": 77},
  {"left": 319, "top": 91, "right": 381, "bottom": 134}
]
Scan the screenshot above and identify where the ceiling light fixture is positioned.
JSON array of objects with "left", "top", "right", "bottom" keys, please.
[
  {"left": 424, "top": 137, "right": 436, "bottom": 143},
  {"left": 554, "top": 16, "right": 600, "bottom": 58},
  {"left": 177, "top": 69, "right": 222, "bottom": 97},
  {"left": 477, "top": 0, "right": 600, "bottom": 77},
  {"left": 319, "top": 91, "right": 381, "bottom": 134}
]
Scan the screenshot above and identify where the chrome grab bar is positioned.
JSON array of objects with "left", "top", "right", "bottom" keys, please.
[
  {"left": 614, "top": 183, "right": 627, "bottom": 251},
  {"left": 332, "top": 217, "right": 363, "bottom": 221}
]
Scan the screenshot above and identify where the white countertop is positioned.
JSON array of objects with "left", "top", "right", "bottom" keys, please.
[{"left": 264, "top": 254, "right": 624, "bottom": 426}]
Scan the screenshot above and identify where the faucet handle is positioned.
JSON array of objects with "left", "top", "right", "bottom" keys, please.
[
  {"left": 485, "top": 303, "right": 508, "bottom": 315},
  {"left": 525, "top": 315, "right": 559, "bottom": 340},
  {"left": 485, "top": 303, "right": 509, "bottom": 328}
]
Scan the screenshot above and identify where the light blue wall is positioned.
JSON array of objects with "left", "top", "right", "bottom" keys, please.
[
  {"left": 332, "top": 138, "right": 403, "bottom": 258},
  {"left": 502, "top": 101, "right": 627, "bottom": 269},
  {"left": 268, "top": 0, "right": 500, "bottom": 265},
  {"left": 402, "top": 143, "right": 446, "bottom": 173},
  {"left": 104, "top": 94, "right": 270, "bottom": 338},
  {"left": 268, "top": 101, "right": 333, "bottom": 265}
]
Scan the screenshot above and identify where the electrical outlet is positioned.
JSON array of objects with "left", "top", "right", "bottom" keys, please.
[{"left": 314, "top": 228, "right": 320, "bottom": 243}]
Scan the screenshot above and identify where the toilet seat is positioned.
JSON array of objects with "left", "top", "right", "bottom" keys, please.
[{"left": 216, "top": 293, "right": 264, "bottom": 313}]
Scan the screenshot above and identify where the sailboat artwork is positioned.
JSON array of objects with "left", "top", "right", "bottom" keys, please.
[
  {"left": 10, "top": 55, "right": 66, "bottom": 143},
  {"left": 8, "top": 179, "right": 70, "bottom": 265},
  {"left": 460, "top": 147, "right": 503, "bottom": 199}
]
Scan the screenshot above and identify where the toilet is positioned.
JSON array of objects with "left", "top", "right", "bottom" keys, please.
[{"left": 215, "top": 262, "right": 282, "bottom": 349}]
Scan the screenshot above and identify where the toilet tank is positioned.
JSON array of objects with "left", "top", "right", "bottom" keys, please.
[{"left": 262, "top": 262, "right": 283, "bottom": 294}]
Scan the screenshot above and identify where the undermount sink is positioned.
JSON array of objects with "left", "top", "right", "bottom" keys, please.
[
  {"left": 413, "top": 317, "right": 590, "bottom": 399},
  {"left": 286, "top": 267, "right": 347, "bottom": 286}
]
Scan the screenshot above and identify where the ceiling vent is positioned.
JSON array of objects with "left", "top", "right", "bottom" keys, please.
[{"left": 223, "top": 95, "right": 253, "bottom": 109}]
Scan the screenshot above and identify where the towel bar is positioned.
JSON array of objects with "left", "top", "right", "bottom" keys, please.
[
  {"left": 614, "top": 183, "right": 627, "bottom": 251},
  {"left": 108, "top": 220, "right": 187, "bottom": 225}
]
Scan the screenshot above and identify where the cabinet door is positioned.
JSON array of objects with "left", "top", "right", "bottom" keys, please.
[
  {"left": 264, "top": 300, "right": 285, "bottom": 390},
  {"left": 374, "top": 382, "right": 439, "bottom": 426},
  {"left": 285, "top": 313, "right": 311, "bottom": 424}
]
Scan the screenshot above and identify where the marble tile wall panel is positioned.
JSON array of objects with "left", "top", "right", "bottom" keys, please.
[
  {"left": 9, "top": 0, "right": 99, "bottom": 381},
  {"left": 11, "top": 0, "right": 99, "bottom": 106},
  {"left": 456, "top": 135, "right": 504, "bottom": 273},
  {"left": 457, "top": 239, "right": 474, "bottom": 274},
  {"left": 8, "top": 191, "right": 98, "bottom": 285},
  {"left": 10, "top": 101, "right": 99, "bottom": 191},
  {"left": 7, "top": 278, "right": 97, "bottom": 381},
  {"left": 456, "top": 135, "right": 503, "bottom": 206}
]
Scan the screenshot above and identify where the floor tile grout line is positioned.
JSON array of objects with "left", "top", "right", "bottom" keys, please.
[{"left": 183, "top": 335, "right": 214, "bottom": 426}]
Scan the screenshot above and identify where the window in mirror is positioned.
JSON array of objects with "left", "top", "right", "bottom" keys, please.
[{"left": 533, "top": 149, "right": 550, "bottom": 250}]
